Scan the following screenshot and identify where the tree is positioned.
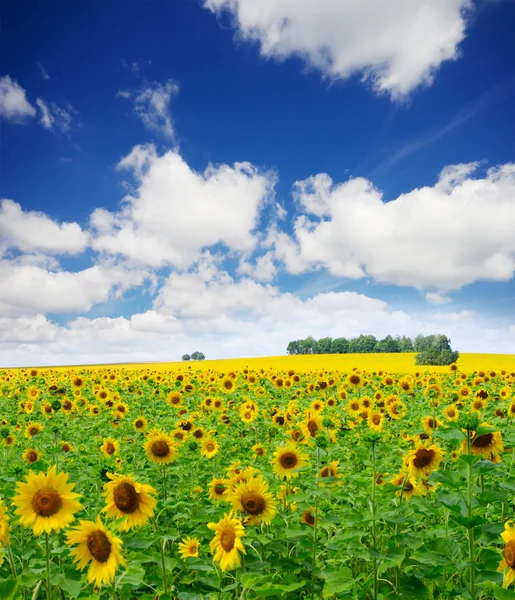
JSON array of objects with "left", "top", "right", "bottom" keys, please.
[
  {"left": 396, "top": 336, "right": 414, "bottom": 352},
  {"left": 299, "top": 336, "right": 317, "bottom": 355},
  {"left": 415, "top": 348, "right": 459, "bottom": 366},
  {"left": 331, "top": 338, "right": 349, "bottom": 354},
  {"left": 287, "top": 341, "right": 301, "bottom": 355},
  {"left": 317, "top": 337, "right": 333, "bottom": 354},
  {"left": 191, "top": 352, "right": 206, "bottom": 361},
  {"left": 375, "top": 335, "right": 400, "bottom": 353},
  {"left": 182, "top": 354, "right": 191, "bottom": 361}
]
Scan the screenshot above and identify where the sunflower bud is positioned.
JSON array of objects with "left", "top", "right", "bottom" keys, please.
[
  {"left": 322, "top": 418, "right": 333, "bottom": 428},
  {"left": 315, "top": 434, "right": 330, "bottom": 449},
  {"left": 458, "top": 414, "right": 479, "bottom": 432}
]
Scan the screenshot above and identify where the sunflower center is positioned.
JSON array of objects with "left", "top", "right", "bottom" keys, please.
[
  {"left": 27, "top": 451, "right": 38, "bottom": 462},
  {"left": 413, "top": 448, "right": 435, "bottom": 468},
  {"left": 505, "top": 540, "right": 515, "bottom": 569},
  {"left": 214, "top": 484, "right": 226, "bottom": 495},
  {"left": 241, "top": 491, "right": 266, "bottom": 515},
  {"left": 113, "top": 482, "right": 140, "bottom": 514},
  {"left": 206, "top": 443, "right": 215, "bottom": 452},
  {"left": 105, "top": 443, "right": 115, "bottom": 455},
  {"left": 87, "top": 530, "right": 112, "bottom": 563},
  {"left": 304, "top": 510, "right": 315, "bottom": 525},
  {"left": 32, "top": 488, "right": 62, "bottom": 517},
  {"left": 220, "top": 528, "right": 236, "bottom": 552},
  {"left": 404, "top": 481, "right": 414, "bottom": 492},
  {"left": 307, "top": 420, "right": 318, "bottom": 436},
  {"left": 280, "top": 452, "right": 298, "bottom": 469},
  {"left": 372, "top": 415, "right": 381, "bottom": 425},
  {"left": 350, "top": 376, "right": 360, "bottom": 385},
  {"left": 151, "top": 441, "right": 170, "bottom": 457},
  {"left": 473, "top": 433, "right": 493, "bottom": 448}
]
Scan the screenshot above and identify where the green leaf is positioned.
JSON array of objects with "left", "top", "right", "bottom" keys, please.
[
  {"left": 0, "top": 578, "right": 20, "bottom": 600},
  {"left": 433, "top": 427, "right": 466, "bottom": 442},
  {"left": 429, "top": 469, "right": 461, "bottom": 488},
  {"left": 322, "top": 568, "right": 354, "bottom": 597},
  {"left": 254, "top": 580, "right": 306, "bottom": 597}
]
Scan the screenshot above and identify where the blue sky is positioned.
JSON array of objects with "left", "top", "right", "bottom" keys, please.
[{"left": 1, "top": 0, "right": 515, "bottom": 365}]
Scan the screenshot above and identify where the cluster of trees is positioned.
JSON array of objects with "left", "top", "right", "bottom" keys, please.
[
  {"left": 286, "top": 334, "right": 459, "bottom": 365},
  {"left": 286, "top": 334, "right": 414, "bottom": 355},
  {"left": 182, "top": 352, "right": 206, "bottom": 361}
]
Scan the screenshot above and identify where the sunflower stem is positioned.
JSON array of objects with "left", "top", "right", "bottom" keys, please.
[
  {"left": 466, "top": 430, "right": 476, "bottom": 600},
  {"left": 44, "top": 532, "right": 52, "bottom": 600},
  {"left": 370, "top": 440, "right": 378, "bottom": 600},
  {"left": 311, "top": 446, "right": 320, "bottom": 600},
  {"left": 159, "top": 537, "right": 169, "bottom": 594}
]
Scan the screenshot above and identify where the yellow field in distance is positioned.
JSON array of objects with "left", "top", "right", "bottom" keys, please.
[{"left": 17, "top": 353, "right": 515, "bottom": 373}]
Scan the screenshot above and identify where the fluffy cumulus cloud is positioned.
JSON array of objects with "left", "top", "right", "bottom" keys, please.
[
  {"left": 271, "top": 162, "right": 515, "bottom": 290},
  {"left": 0, "top": 261, "right": 149, "bottom": 318},
  {"left": 118, "top": 80, "right": 179, "bottom": 139},
  {"left": 204, "top": 0, "right": 471, "bottom": 98},
  {"left": 0, "top": 75, "right": 36, "bottom": 123},
  {"left": 91, "top": 144, "right": 275, "bottom": 268},
  {"left": 0, "top": 199, "right": 88, "bottom": 255}
]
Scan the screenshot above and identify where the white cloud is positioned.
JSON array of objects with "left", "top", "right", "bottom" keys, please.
[
  {"left": 119, "top": 80, "right": 179, "bottom": 139},
  {"left": 0, "top": 261, "right": 148, "bottom": 318},
  {"left": 425, "top": 292, "right": 452, "bottom": 305},
  {"left": 3, "top": 276, "right": 515, "bottom": 367},
  {"left": 36, "top": 98, "right": 74, "bottom": 134},
  {"left": 91, "top": 144, "right": 275, "bottom": 268},
  {"left": 204, "top": 0, "right": 471, "bottom": 98},
  {"left": 272, "top": 162, "right": 515, "bottom": 290},
  {"left": 238, "top": 251, "right": 277, "bottom": 282},
  {"left": 0, "top": 199, "right": 88, "bottom": 255},
  {"left": 0, "top": 75, "right": 36, "bottom": 123}
]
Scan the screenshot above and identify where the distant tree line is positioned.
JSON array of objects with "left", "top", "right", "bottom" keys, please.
[
  {"left": 182, "top": 352, "right": 206, "bottom": 361},
  {"left": 286, "top": 334, "right": 459, "bottom": 365}
]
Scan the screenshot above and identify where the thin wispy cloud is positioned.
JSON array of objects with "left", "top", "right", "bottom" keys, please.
[
  {"left": 369, "top": 74, "right": 515, "bottom": 176},
  {"left": 37, "top": 62, "right": 50, "bottom": 80}
]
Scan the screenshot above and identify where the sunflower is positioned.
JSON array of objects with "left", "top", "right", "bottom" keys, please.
[
  {"left": 103, "top": 473, "right": 157, "bottom": 531},
  {"left": 463, "top": 423, "right": 504, "bottom": 463},
  {"left": 386, "top": 401, "right": 406, "bottom": 420},
  {"left": 273, "top": 444, "right": 308, "bottom": 479},
  {"left": 207, "top": 513, "right": 246, "bottom": 572},
  {"left": 100, "top": 438, "right": 119, "bottom": 458},
  {"left": 301, "top": 508, "right": 316, "bottom": 527},
  {"left": 346, "top": 372, "right": 362, "bottom": 387},
  {"left": 367, "top": 410, "right": 383, "bottom": 432},
  {"left": 320, "top": 460, "right": 343, "bottom": 485},
  {"left": 347, "top": 399, "right": 361, "bottom": 415},
  {"left": 443, "top": 404, "right": 459, "bottom": 422},
  {"left": 221, "top": 377, "right": 235, "bottom": 394},
  {"left": 71, "top": 376, "right": 86, "bottom": 390},
  {"left": 60, "top": 441, "right": 74, "bottom": 453},
  {"left": 133, "top": 416, "right": 148, "bottom": 432},
  {"left": 406, "top": 443, "right": 444, "bottom": 478},
  {"left": 25, "top": 422, "right": 43, "bottom": 439},
  {"left": 240, "top": 409, "right": 257, "bottom": 424},
  {"left": 166, "top": 392, "right": 183, "bottom": 408},
  {"left": 390, "top": 473, "right": 425, "bottom": 500},
  {"left": 421, "top": 416, "right": 440, "bottom": 434},
  {"left": 230, "top": 476, "right": 277, "bottom": 525},
  {"left": 13, "top": 465, "right": 83, "bottom": 535},
  {"left": 301, "top": 411, "right": 322, "bottom": 441},
  {"left": 471, "top": 397, "right": 487, "bottom": 414},
  {"left": 23, "top": 448, "right": 41, "bottom": 464},
  {"left": 144, "top": 433, "right": 177, "bottom": 465},
  {"left": 0, "top": 497, "right": 10, "bottom": 544},
  {"left": 171, "top": 428, "right": 187, "bottom": 444},
  {"left": 178, "top": 536, "right": 200, "bottom": 559},
  {"left": 498, "top": 521, "right": 515, "bottom": 587},
  {"left": 209, "top": 478, "right": 230, "bottom": 502},
  {"left": 66, "top": 516, "right": 126, "bottom": 588},
  {"left": 201, "top": 438, "right": 219, "bottom": 459},
  {"left": 192, "top": 427, "right": 205, "bottom": 441},
  {"left": 252, "top": 444, "right": 266, "bottom": 457}
]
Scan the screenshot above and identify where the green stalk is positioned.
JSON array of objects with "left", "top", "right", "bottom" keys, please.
[
  {"left": 159, "top": 538, "right": 169, "bottom": 594},
  {"left": 311, "top": 446, "right": 321, "bottom": 600},
  {"left": 371, "top": 441, "right": 378, "bottom": 600},
  {"left": 45, "top": 533, "right": 52, "bottom": 600},
  {"left": 466, "top": 431, "right": 476, "bottom": 600}
]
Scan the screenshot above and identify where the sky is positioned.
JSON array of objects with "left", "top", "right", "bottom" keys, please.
[{"left": 1, "top": 0, "right": 515, "bottom": 366}]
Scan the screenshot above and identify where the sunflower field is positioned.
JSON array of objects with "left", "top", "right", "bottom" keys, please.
[{"left": 3, "top": 361, "right": 515, "bottom": 599}]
